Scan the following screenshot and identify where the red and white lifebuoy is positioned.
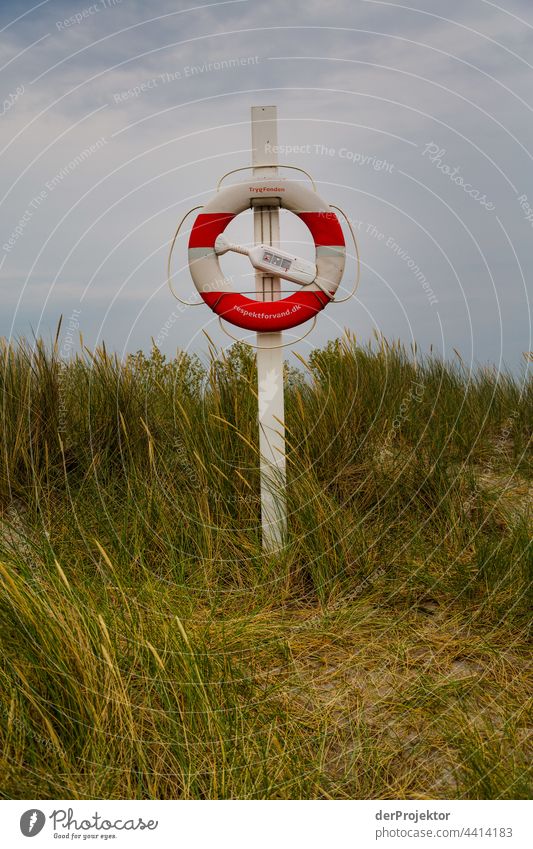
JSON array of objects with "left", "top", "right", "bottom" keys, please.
[{"left": 188, "top": 178, "right": 346, "bottom": 332}]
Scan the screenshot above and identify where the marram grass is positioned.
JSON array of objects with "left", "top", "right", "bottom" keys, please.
[{"left": 0, "top": 333, "right": 531, "bottom": 799}]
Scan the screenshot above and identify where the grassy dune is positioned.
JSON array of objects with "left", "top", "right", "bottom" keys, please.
[{"left": 0, "top": 332, "right": 531, "bottom": 799}]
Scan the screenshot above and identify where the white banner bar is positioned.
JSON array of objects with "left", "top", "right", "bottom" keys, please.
[{"left": 1, "top": 799, "right": 530, "bottom": 848}]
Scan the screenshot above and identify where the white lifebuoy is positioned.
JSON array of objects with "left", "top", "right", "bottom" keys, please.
[{"left": 188, "top": 178, "right": 346, "bottom": 332}]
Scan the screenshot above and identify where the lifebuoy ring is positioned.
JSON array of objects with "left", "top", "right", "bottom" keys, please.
[{"left": 187, "top": 178, "right": 346, "bottom": 332}]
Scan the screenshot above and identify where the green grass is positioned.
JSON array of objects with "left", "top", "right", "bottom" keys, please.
[{"left": 0, "top": 331, "right": 531, "bottom": 798}]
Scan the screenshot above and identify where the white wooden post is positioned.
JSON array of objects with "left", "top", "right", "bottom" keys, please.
[{"left": 251, "top": 106, "right": 287, "bottom": 551}]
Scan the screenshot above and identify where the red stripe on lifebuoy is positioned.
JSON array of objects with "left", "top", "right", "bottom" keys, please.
[
  {"left": 188, "top": 213, "right": 235, "bottom": 248},
  {"left": 297, "top": 212, "right": 345, "bottom": 246},
  {"left": 202, "top": 291, "right": 330, "bottom": 332}
]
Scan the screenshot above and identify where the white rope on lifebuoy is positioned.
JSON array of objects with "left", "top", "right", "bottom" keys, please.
[
  {"left": 167, "top": 205, "right": 204, "bottom": 306},
  {"left": 216, "top": 164, "right": 317, "bottom": 192},
  {"left": 328, "top": 204, "right": 361, "bottom": 303},
  {"left": 218, "top": 315, "right": 318, "bottom": 349}
]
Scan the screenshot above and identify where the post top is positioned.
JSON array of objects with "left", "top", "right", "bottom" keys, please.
[
  {"left": 251, "top": 106, "right": 278, "bottom": 169},
  {"left": 251, "top": 105, "right": 277, "bottom": 114}
]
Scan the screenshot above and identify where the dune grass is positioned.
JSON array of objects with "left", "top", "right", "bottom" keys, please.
[{"left": 0, "top": 331, "right": 531, "bottom": 799}]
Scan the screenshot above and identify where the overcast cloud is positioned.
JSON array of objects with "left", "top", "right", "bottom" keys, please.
[{"left": 1, "top": 0, "right": 532, "bottom": 370}]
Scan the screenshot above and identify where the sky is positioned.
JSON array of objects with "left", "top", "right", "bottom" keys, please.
[{"left": 0, "top": 0, "right": 532, "bottom": 371}]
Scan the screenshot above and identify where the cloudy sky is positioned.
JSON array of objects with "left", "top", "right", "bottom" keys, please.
[{"left": 1, "top": 0, "right": 531, "bottom": 370}]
